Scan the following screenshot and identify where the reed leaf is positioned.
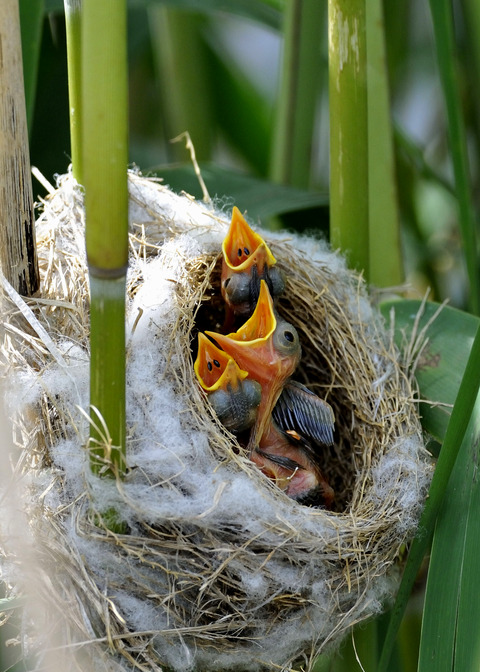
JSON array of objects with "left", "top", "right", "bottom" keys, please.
[
  {"left": 148, "top": 7, "right": 213, "bottom": 162},
  {"left": 19, "top": 0, "right": 44, "bottom": 134},
  {"left": 380, "top": 299, "right": 479, "bottom": 441},
  {"left": 428, "top": 0, "right": 480, "bottom": 314},
  {"left": 418, "top": 392, "right": 480, "bottom": 671},
  {"left": 377, "top": 301, "right": 480, "bottom": 672},
  {"left": 270, "top": 0, "right": 325, "bottom": 189},
  {"left": 153, "top": 163, "right": 328, "bottom": 220}
]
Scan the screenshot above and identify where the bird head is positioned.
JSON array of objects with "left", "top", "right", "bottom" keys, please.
[
  {"left": 221, "top": 207, "right": 281, "bottom": 316},
  {"left": 194, "top": 332, "right": 248, "bottom": 393},
  {"left": 206, "top": 280, "right": 300, "bottom": 386},
  {"left": 194, "top": 332, "right": 261, "bottom": 433}
]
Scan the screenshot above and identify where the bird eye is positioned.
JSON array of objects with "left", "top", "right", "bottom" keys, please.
[
  {"left": 224, "top": 278, "right": 230, "bottom": 288},
  {"left": 213, "top": 359, "right": 220, "bottom": 368},
  {"left": 207, "top": 362, "right": 213, "bottom": 371},
  {"left": 273, "top": 320, "right": 301, "bottom": 357}
]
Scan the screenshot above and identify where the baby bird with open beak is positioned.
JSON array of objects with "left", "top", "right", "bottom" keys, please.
[
  {"left": 221, "top": 206, "right": 285, "bottom": 325},
  {"left": 194, "top": 333, "right": 261, "bottom": 434},
  {"left": 206, "top": 280, "right": 301, "bottom": 453}
]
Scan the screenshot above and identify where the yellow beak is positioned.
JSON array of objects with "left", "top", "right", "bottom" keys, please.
[
  {"left": 222, "top": 206, "right": 277, "bottom": 273},
  {"left": 206, "top": 281, "right": 278, "bottom": 383},
  {"left": 194, "top": 332, "right": 248, "bottom": 393}
]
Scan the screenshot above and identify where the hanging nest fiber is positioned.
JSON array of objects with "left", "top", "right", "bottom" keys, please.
[{"left": 0, "top": 170, "right": 432, "bottom": 671}]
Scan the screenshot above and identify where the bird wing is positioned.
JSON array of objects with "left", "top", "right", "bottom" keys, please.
[{"left": 273, "top": 380, "right": 335, "bottom": 446}]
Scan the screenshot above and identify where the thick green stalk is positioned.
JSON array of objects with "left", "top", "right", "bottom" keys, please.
[
  {"left": 82, "top": 0, "right": 128, "bottom": 477},
  {"left": 270, "top": 0, "right": 325, "bottom": 189},
  {"left": 428, "top": 0, "right": 480, "bottom": 314},
  {"left": 328, "top": 0, "right": 369, "bottom": 276},
  {"left": 366, "top": 0, "right": 402, "bottom": 287},
  {"left": 64, "top": 0, "right": 83, "bottom": 182},
  {"left": 329, "top": 0, "right": 401, "bottom": 284},
  {"left": 89, "top": 277, "right": 126, "bottom": 477},
  {"left": 149, "top": 7, "right": 213, "bottom": 161}
]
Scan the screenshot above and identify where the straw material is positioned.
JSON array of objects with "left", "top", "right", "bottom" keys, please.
[{"left": 0, "top": 170, "right": 432, "bottom": 671}]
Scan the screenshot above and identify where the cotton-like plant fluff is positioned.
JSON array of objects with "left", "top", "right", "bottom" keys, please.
[{"left": 0, "top": 169, "right": 432, "bottom": 672}]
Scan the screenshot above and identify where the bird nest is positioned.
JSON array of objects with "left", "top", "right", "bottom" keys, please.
[{"left": 0, "top": 170, "right": 432, "bottom": 671}]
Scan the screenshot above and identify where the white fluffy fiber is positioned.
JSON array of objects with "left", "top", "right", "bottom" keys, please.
[{"left": 0, "top": 170, "right": 432, "bottom": 672}]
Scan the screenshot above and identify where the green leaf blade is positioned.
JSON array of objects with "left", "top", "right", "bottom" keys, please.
[
  {"left": 19, "top": 0, "right": 44, "bottom": 134},
  {"left": 381, "top": 299, "right": 480, "bottom": 441},
  {"left": 453, "top": 422, "right": 480, "bottom": 672},
  {"left": 377, "top": 298, "right": 480, "bottom": 672},
  {"left": 418, "top": 392, "right": 480, "bottom": 671},
  {"left": 428, "top": 0, "right": 480, "bottom": 314}
]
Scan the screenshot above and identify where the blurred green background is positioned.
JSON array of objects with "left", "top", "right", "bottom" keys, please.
[{"left": 26, "top": 1, "right": 479, "bottom": 310}]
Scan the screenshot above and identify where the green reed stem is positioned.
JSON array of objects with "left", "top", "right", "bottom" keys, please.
[
  {"left": 328, "top": 0, "right": 369, "bottom": 277},
  {"left": 270, "top": 0, "right": 325, "bottom": 189},
  {"left": 82, "top": 0, "right": 128, "bottom": 477},
  {"left": 366, "top": 0, "right": 402, "bottom": 287},
  {"left": 64, "top": 0, "right": 83, "bottom": 181},
  {"left": 329, "top": 0, "right": 402, "bottom": 285}
]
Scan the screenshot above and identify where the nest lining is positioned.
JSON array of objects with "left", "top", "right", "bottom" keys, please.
[{"left": 0, "top": 170, "right": 432, "bottom": 672}]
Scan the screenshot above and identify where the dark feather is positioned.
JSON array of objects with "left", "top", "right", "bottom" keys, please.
[{"left": 273, "top": 380, "right": 335, "bottom": 446}]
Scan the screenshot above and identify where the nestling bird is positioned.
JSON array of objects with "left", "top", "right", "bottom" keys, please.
[
  {"left": 206, "top": 280, "right": 301, "bottom": 452},
  {"left": 221, "top": 206, "right": 285, "bottom": 324},
  {"left": 252, "top": 430, "right": 334, "bottom": 507},
  {"left": 251, "top": 380, "right": 335, "bottom": 507},
  {"left": 194, "top": 332, "right": 261, "bottom": 434},
  {"left": 195, "top": 334, "right": 335, "bottom": 506}
]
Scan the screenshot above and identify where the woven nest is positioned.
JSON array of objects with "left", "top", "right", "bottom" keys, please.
[{"left": 0, "top": 170, "right": 432, "bottom": 671}]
